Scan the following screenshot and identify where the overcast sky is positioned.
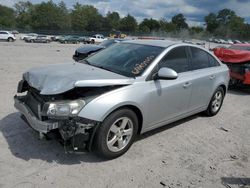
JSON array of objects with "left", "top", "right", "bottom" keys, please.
[{"left": 1, "top": 0, "right": 250, "bottom": 26}]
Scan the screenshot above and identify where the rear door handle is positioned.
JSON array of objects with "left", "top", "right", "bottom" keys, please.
[
  {"left": 209, "top": 75, "right": 216, "bottom": 80},
  {"left": 183, "top": 82, "right": 192, "bottom": 88}
]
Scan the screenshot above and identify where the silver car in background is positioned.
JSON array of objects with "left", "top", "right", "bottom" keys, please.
[{"left": 14, "top": 40, "right": 229, "bottom": 159}]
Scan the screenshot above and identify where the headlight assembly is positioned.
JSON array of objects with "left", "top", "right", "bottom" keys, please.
[{"left": 43, "top": 100, "right": 86, "bottom": 117}]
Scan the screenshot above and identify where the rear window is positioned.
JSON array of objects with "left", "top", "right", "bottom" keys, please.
[
  {"left": 191, "top": 47, "right": 219, "bottom": 70},
  {"left": 208, "top": 54, "right": 220, "bottom": 67}
]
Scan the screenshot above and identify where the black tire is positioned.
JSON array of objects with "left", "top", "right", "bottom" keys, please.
[
  {"left": 205, "top": 86, "right": 225, "bottom": 116},
  {"left": 91, "top": 39, "right": 95, "bottom": 44},
  {"left": 7, "top": 37, "right": 14, "bottom": 42},
  {"left": 94, "top": 108, "right": 138, "bottom": 159}
]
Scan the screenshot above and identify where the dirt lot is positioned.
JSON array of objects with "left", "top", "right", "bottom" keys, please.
[{"left": 0, "top": 40, "right": 249, "bottom": 188}]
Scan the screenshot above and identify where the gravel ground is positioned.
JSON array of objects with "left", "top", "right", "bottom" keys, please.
[{"left": 0, "top": 40, "right": 249, "bottom": 188}]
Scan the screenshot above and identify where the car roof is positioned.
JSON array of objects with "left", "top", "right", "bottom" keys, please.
[{"left": 123, "top": 39, "right": 182, "bottom": 48}]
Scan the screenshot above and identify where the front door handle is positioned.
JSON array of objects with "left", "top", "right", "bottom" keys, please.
[
  {"left": 209, "top": 75, "right": 216, "bottom": 80},
  {"left": 183, "top": 82, "right": 192, "bottom": 88}
]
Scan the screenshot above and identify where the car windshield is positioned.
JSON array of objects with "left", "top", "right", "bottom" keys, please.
[
  {"left": 100, "top": 40, "right": 115, "bottom": 47},
  {"left": 229, "top": 45, "right": 250, "bottom": 51},
  {"left": 86, "top": 43, "right": 164, "bottom": 77}
]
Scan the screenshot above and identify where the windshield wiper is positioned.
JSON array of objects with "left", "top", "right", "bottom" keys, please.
[
  {"left": 96, "top": 65, "right": 117, "bottom": 73},
  {"left": 83, "top": 59, "right": 91, "bottom": 65}
]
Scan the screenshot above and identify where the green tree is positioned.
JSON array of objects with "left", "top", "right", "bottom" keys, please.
[
  {"left": 159, "top": 18, "right": 176, "bottom": 32},
  {"left": 30, "top": 0, "right": 70, "bottom": 30},
  {"left": 217, "top": 9, "right": 236, "bottom": 25},
  {"left": 139, "top": 18, "right": 160, "bottom": 32},
  {"left": 106, "top": 11, "right": 120, "bottom": 30},
  {"left": 171, "top": 14, "right": 188, "bottom": 30},
  {"left": 205, "top": 8, "right": 246, "bottom": 38},
  {"left": 57, "top": 1, "right": 71, "bottom": 30},
  {"left": 189, "top": 26, "right": 204, "bottom": 34},
  {"left": 71, "top": 4, "right": 102, "bottom": 31},
  {"left": 14, "top": 1, "right": 33, "bottom": 29},
  {"left": 100, "top": 17, "right": 112, "bottom": 31},
  {"left": 0, "top": 5, "right": 16, "bottom": 28},
  {"left": 204, "top": 13, "right": 219, "bottom": 33},
  {"left": 71, "top": 3, "right": 87, "bottom": 31},
  {"left": 119, "top": 14, "right": 137, "bottom": 32}
]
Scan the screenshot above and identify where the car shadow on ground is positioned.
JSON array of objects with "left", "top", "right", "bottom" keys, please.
[
  {"left": 221, "top": 177, "right": 250, "bottom": 187},
  {"left": 228, "top": 86, "right": 250, "bottom": 95},
  {"left": 1, "top": 112, "right": 200, "bottom": 164},
  {"left": 0, "top": 112, "right": 102, "bottom": 164}
]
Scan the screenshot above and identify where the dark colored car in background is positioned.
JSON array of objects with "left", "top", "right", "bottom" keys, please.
[
  {"left": 214, "top": 44, "right": 250, "bottom": 86},
  {"left": 73, "top": 39, "right": 127, "bottom": 61}
]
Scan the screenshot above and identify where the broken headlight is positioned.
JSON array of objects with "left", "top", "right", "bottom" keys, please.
[{"left": 43, "top": 100, "right": 86, "bottom": 117}]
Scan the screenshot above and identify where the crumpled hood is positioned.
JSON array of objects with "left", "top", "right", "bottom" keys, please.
[{"left": 23, "top": 63, "right": 134, "bottom": 95}]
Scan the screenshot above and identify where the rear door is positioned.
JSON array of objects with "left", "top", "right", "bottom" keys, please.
[{"left": 188, "top": 46, "right": 220, "bottom": 110}]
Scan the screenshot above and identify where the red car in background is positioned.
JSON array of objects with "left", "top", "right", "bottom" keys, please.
[{"left": 214, "top": 44, "right": 250, "bottom": 86}]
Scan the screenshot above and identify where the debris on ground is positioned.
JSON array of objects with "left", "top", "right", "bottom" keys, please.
[
  {"left": 160, "top": 181, "right": 166, "bottom": 187},
  {"left": 230, "top": 155, "right": 239, "bottom": 160},
  {"left": 219, "top": 127, "right": 229, "bottom": 132}
]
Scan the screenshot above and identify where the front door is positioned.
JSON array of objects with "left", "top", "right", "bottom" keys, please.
[{"left": 145, "top": 46, "right": 193, "bottom": 129}]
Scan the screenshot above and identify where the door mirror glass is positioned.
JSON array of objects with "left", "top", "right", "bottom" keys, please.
[{"left": 155, "top": 67, "right": 178, "bottom": 80}]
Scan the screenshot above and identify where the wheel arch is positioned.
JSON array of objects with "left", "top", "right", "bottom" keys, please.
[
  {"left": 219, "top": 84, "right": 227, "bottom": 94},
  {"left": 110, "top": 105, "right": 143, "bottom": 135}
]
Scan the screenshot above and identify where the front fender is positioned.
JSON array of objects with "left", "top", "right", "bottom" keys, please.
[{"left": 78, "top": 84, "right": 146, "bottom": 122}]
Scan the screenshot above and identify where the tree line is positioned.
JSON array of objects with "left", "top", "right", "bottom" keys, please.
[{"left": 0, "top": 0, "right": 250, "bottom": 39}]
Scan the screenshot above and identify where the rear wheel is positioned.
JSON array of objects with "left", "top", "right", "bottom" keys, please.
[
  {"left": 94, "top": 108, "right": 138, "bottom": 159},
  {"left": 205, "top": 87, "right": 225, "bottom": 116}
]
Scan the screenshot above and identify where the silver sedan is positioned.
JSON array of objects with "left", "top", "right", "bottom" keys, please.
[{"left": 14, "top": 40, "right": 229, "bottom": 159}]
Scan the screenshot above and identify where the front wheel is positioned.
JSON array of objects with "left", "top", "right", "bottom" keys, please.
[
  {"left": 205, "top": 87, "right": 225, "bottom": 116},
  {"left": 7, "top": 37, "right": 14, "bottom": 42},
  {"left": 94, "top": 108, "right": 138, "bottom": 159}
]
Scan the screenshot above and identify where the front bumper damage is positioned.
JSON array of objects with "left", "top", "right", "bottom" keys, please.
[
  {"left": 14, "top": 95, "right": 100, "bottom": 152},
  {"left": 14, "top": 96, "right": 59, "bottom": 133}
]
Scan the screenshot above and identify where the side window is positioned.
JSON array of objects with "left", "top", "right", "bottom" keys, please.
[
  {"left": 190, "top": 47, "right": 210, "bottom": 70},
  {"left": 208, "top": 54, "right": 220, "bottom": 67},
  {"left": 0, "top": 32, "right": 6, "bottom": 34},
  {"left": 159, "top": 47, "right": 189, "bottom": 73}
]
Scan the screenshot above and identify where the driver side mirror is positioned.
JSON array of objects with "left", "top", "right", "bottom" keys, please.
[{"left": 153, "top": 67, "right": 178, "bottom": 80}]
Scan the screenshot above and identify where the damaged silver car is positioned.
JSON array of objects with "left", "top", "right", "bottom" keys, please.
[{"left": 14, "top": 40, "right": 229, "bottom": 159}]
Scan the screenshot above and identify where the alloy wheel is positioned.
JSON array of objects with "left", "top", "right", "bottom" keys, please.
[
  {"left": 106, "top": 117, "right": 133, "bottom": 152},
  {"left": 211, "top": 90, "right": 223, "bottom": 113}
]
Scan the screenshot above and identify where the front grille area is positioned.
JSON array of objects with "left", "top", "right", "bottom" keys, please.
[{"left": 25, "top": 92, "right": 43, "bottom": 119}]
